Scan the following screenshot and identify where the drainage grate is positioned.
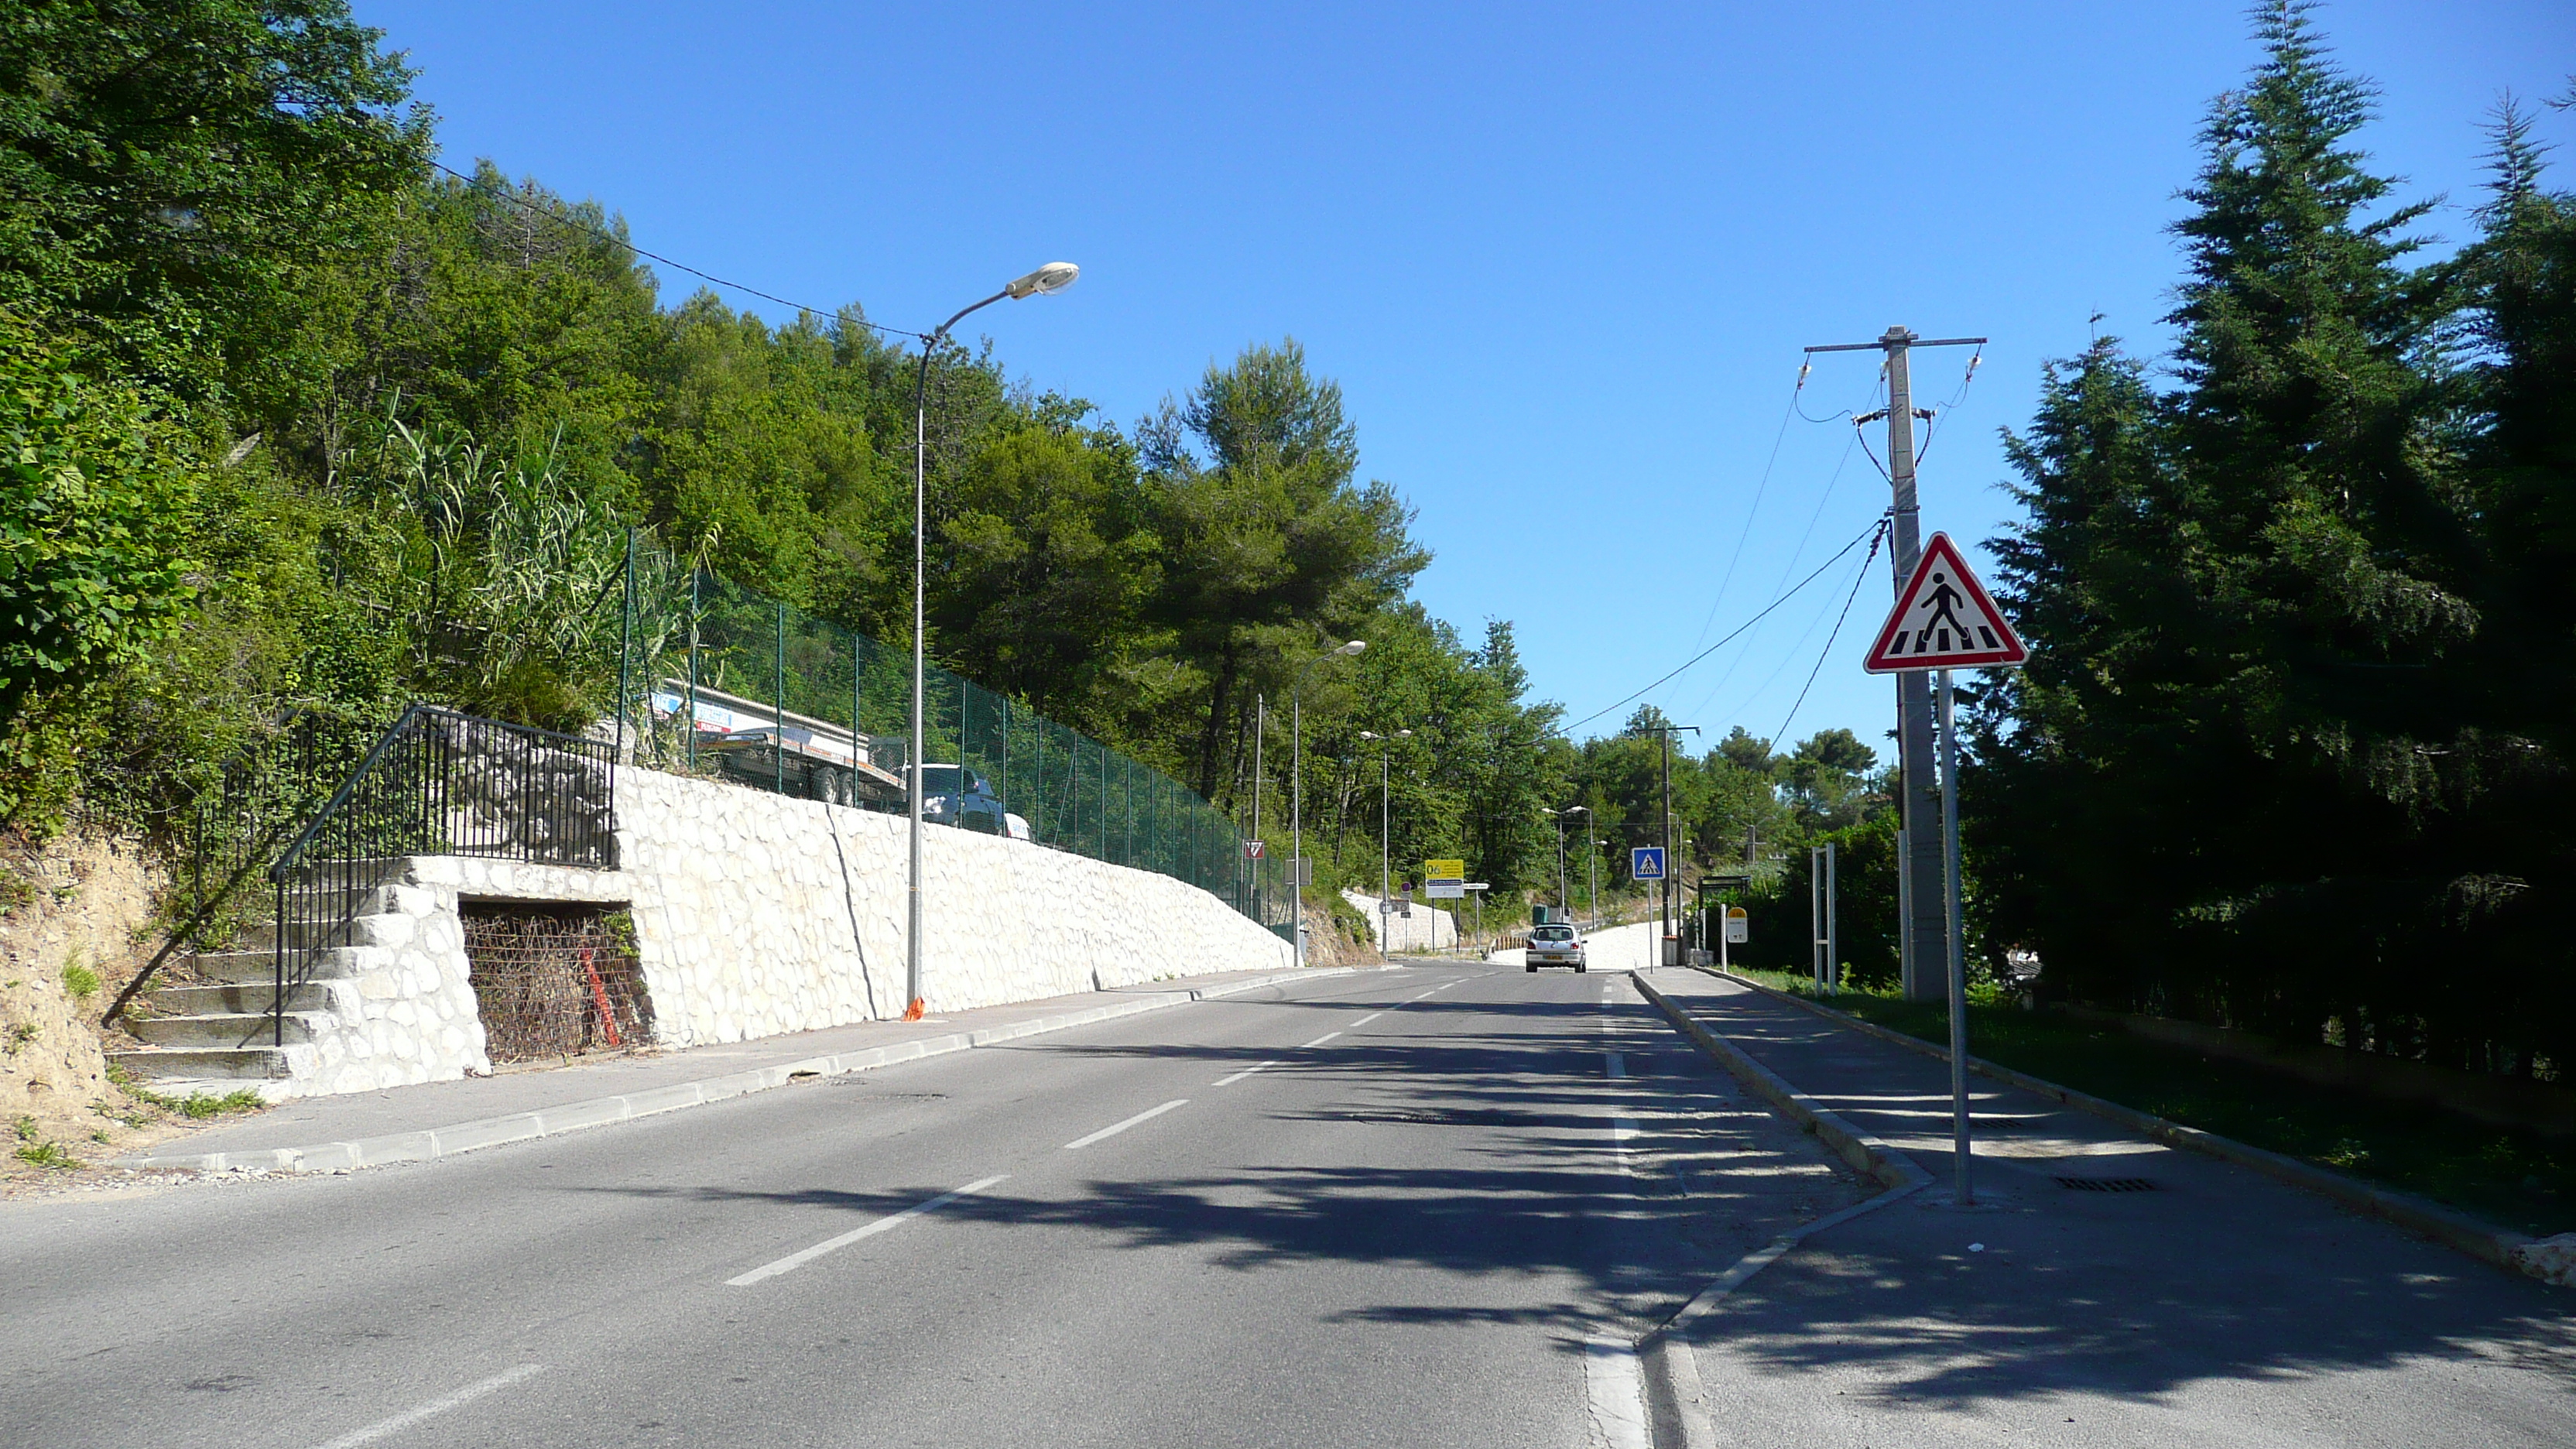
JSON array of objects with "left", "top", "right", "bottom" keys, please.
[
  {"left": 461, "top": 903, "right": 652, "bottom": 1063},
  {"left": 2054, "top": 1175, "right": 2160, "bottom": 1193}
]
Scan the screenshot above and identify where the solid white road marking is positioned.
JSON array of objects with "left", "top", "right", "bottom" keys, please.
[
  {"left": 1212, "top": 1060, "right": 1281, "bottom": 1087},
  {"left": 1584, "top": 1335, "right": 1652, "bottom": 1449},
  {"left": 1063, "top": 1099, "right": 1190, "bottom": 1150},
  {"left": 1350, "top": 1011, "right": 1384, "bottom": 1028},
  {"left": 1297, "top": 1030, "right": 1342, "bottom": 1049},
  {"left": 728, "top": 1175, "right": 1009, "bottom": 1286},
  {"left": 307, "top": 1364, "right": 546, "bottom": 1449}
]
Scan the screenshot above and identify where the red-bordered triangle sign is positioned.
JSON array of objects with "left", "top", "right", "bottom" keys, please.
[{"left": 1862, "top": 533, "right": 2027, "bottom": 673}]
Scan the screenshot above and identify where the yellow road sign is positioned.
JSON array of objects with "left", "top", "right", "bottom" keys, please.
[{"left": 1423, "top": 858, "right": 1465, "bottom": 881}]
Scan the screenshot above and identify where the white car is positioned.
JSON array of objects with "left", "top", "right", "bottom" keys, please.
[{"left": 1524, "top": 924, "right": 1587, "bottom": 973}]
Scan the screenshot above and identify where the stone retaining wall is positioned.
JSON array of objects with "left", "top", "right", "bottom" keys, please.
[{"left": 290, "top": 766, "right": 1293, "bottom": 1093}]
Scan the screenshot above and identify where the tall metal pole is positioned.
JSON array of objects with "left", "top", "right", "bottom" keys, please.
[
  {"left": 1660, "top": 725, "right": 1674, "bottom": 954},
  {"left": 1293, "top": 687, "right": 1304, "bottom": 965},
  {"left": 907, "top": 349, "right": 933, "bottom": 1018},
  {"left": 1252, "top": 693, "right": 1264, "bottom": 927},
  {"left": 906, "top": 289, "right": 1022, "bottom": 1020},
  {"left": 1939, "top": 668, "right": 1972, "bottom": 1204},
  {"left": 615, "top": 527, "right": 635, "bottom": 765},
  {"left": 1379, "top": 750, "right": 1391, "bottom": 932},
  {"left": 1554, "top": 813, "right": 1567, "bottom": 913},
  {"left": 1804, "top": 327, "right": 1981, "bottom": 1002},
  {"left": 1825, "top": 840, "right": 1840, "bottom": 995}
]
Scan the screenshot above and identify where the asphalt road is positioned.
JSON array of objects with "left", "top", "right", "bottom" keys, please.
[{"left": 0, "top": 963, "right": 1858, "bottom": 1449}]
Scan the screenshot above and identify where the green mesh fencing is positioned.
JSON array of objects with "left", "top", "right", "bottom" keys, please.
[{"left": 622, "top": 557, "right": 1293, "bottom": 941}]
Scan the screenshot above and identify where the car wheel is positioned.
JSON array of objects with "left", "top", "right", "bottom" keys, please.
[
  {"left": 1524, "top": 964, "right": 1536, "bottom": 974},
  {"left": 1575, "top": 964, "right": 1587, "bottom": 974}
]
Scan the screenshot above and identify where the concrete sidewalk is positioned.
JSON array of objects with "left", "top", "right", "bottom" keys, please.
[
  {"left": 121, "top": 964, "right": 1385, "bottom": 1174},
  {"left": 1637, "top": 967, "right": 2576, "bottom": 1448}
]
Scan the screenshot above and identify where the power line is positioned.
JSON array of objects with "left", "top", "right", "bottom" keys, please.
[
  {"left": 426, "top": 159, "right": 933, "bottom": 341},
  {"left": 1556, "top": 513, "right": 1888, "bottom": 738},
  {"left": 1762, "top": 519, "right": 1889, "bottom": 754}
]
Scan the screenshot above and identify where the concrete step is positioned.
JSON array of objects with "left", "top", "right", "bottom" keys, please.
[
  {"left": 146, "top": 981, "right": 334, "bottom": 1017},
  {"left": 108, "top": 1047, "right": 292, "bottom": 1082},
  {"left": 175, "top": 949, "right": 283, "bottom": 985},
  {"left": 113, "top": 1076, "right": 294, "bottom": 1105},
  {"left": 126, "top": 1012, "right": 320, "bottom": 1050}
]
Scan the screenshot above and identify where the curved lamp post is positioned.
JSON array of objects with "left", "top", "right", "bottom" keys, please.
[
  {"left": 1358, "top": 728, "right": 1413, "bottom": 945},
  {"left": 906, "top": 262, "right": 1078, "bottom": 1019},
  {"left": 1290, "top": 640, "right": 1365, "bottom": 966},
  {"left": 1563, "top": 804, "right": 1593, "bottom": 927}
]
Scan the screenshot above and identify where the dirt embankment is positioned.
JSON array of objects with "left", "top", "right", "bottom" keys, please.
[
  {"left": 0, "top": 831, "right": 232, "bottom": 1184},
  {"left": 1297, "top": 899, "right": 1383, "bottom": 967}
]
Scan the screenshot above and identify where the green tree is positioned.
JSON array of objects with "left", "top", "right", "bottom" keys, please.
[
  {"left": 1142, "top": 340, "right": 1428, "bottom": 797},
  {"left": 0, "top": 1, "right": 430, "bottom": 409}
]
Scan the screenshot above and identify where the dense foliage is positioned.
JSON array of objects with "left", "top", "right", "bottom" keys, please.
[
  {"left": 0, "top": 1, "right": 1565, "bottom": 905},
  {"left": 1972, "top": 3, "right": 2576, "bottom": 1076}
]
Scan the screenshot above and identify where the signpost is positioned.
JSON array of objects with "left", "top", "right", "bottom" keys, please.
[
  {"left": 1423, "top": 858, "right": 1465, "bottom": 900},
  {"left": 1464, "top": 882, "right": 1488, "bottom": 957},
  {"left": 1862, "top": 531, "right": 2027, "bottom": 1207}
]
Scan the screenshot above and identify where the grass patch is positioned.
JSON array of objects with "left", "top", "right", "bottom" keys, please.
[
  {"left": 1721, "top": 966, "right": 2576, "bottom": 1236},
  {"left": 13, "top": 1140, "right": 80, "bottom": 1169},
  {"left": 61, "top": 957, "right": 101, "bottom": 999},
  {"left": 134, "top": 1087, "right": 267, "bottom": 1120}
]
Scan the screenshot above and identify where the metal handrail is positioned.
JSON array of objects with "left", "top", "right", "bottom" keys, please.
[
  {"left": 102, "top": 706, "right": 379, "bottom": 1029},
  {"left": 260, "top": 705, "right": 621, "bottom": 1048}
]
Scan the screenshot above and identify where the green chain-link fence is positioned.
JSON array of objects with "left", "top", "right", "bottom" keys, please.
[{"left": 618, "top": 544, "right": 1293, "bottom": 942}]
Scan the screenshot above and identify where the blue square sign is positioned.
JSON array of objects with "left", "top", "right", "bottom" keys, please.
[{"left": 1631, "top": 846, "right": 1667, "bottom": 880}]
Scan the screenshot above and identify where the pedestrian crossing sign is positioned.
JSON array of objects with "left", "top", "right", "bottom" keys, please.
[
  {"left": 1863, "top": 532, "right": 2027, "bottom": 673},
  {"left": 1632, "top": 846, "right": 1666, "bottom": 880}
]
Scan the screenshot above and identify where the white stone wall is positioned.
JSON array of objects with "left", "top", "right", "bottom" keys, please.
[
  {"left": 1341, "top": 889, "right": 1459, "bottom": 953},
  {"left": 278, "top": 767, "right": 1293, "bottom": 1093},
  {"left": 282, "top": 878, "right": 494, "bottom": 1095}
]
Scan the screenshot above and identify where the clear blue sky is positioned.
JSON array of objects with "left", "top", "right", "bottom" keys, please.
[{"left": 354, "top": 0, "right": 2574, "bottom": 758}]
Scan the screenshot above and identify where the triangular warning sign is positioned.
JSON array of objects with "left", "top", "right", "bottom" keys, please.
[{"left": 1862, "top": 533, "right": 2027, "bottom": 673}]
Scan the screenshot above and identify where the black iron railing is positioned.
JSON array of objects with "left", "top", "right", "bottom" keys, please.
[
  {"left": 264, "top": 707, "right": 619, "bottom": 1046},
  {"left": 104, "top": 708, "right": 381, "bottom": 1028}
]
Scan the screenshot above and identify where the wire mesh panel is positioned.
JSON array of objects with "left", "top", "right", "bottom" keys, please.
[
  {"left": 628, "top": 550, "right": 1297, "bottom": 943},
  {"left": 461, "top": 904, "right": 652, "bottom": 1061}
]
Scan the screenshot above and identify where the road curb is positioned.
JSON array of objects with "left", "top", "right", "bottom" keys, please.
[
  {"left": 1631, "top": 973, "right": 1927, "bottom": 1194},
  {"left": 1695, "top": 966, "right": 2561, "bottom": 1287},
  {"left": 1626, "top": 971, "right": 1931, "bottom": 1449},
  {"left": 119, "top": 966, "right": 1381, "bottom": 1175}
]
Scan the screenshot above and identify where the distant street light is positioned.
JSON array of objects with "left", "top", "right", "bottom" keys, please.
[
  {"left": 1291, "top": 640, "right": 1365, "bottom": 966},
  {"left": 1358, "top": 728, "right": 1413, "bottom": 941},
  {"left": 906, "top": 263, "right": 1078, "bottom": 1020}
]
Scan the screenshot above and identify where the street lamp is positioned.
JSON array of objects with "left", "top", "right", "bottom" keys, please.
[
  {"left": 1564, "top": 804, "right": 1594, "bottom": 927},
  {"left": 1291, "top": 640, "right": 1365, "bottom": 966},
  {"left": 1357, "top": 728, "right": 1413, "bottom": 946},
  {"left": 906, "top": 262, "right": 1078, "bottom": 1020}
]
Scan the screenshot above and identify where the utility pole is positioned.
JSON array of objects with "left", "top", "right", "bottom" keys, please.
[
  {"left": 1636, "top": 723, "right": 1699, "bottom": 961},
  {"left": 1803, "top": 327, "right": 1982, "bottom": 1001}
]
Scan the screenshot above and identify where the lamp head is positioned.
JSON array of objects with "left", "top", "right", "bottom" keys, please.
[
  {"left": 1395, "top": 728, "right": 1413, "bottom": 738},
  {"left": 1358, "top": 731, "right": 1379, "bottom": 741},
  {"left": 1004, "top": 262, "right": 1081, "bottom": 300},
  {"left": 1337, "top": 639, "right": 1367, "bottom": 656}
]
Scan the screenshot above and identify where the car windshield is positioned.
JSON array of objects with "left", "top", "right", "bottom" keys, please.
[
  {"left": 917, "top": 766, "right": 978, "bottom": 793},
  {"left": 1533, "top": 926, "right": 1575, "bottom": 941}
]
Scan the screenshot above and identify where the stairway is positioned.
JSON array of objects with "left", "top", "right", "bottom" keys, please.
[{"left": 108, "top": 883, "right": 394, "bottom": 1102}]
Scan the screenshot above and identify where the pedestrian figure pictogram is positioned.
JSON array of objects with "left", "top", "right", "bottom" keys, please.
[{"left": 1863, "top": 533, "right": 2027, "bottom": 673}]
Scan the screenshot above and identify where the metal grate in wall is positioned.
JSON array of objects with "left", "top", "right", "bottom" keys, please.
[{"left": 461, "top": 904, "right": 653, "bottom": 1064}]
